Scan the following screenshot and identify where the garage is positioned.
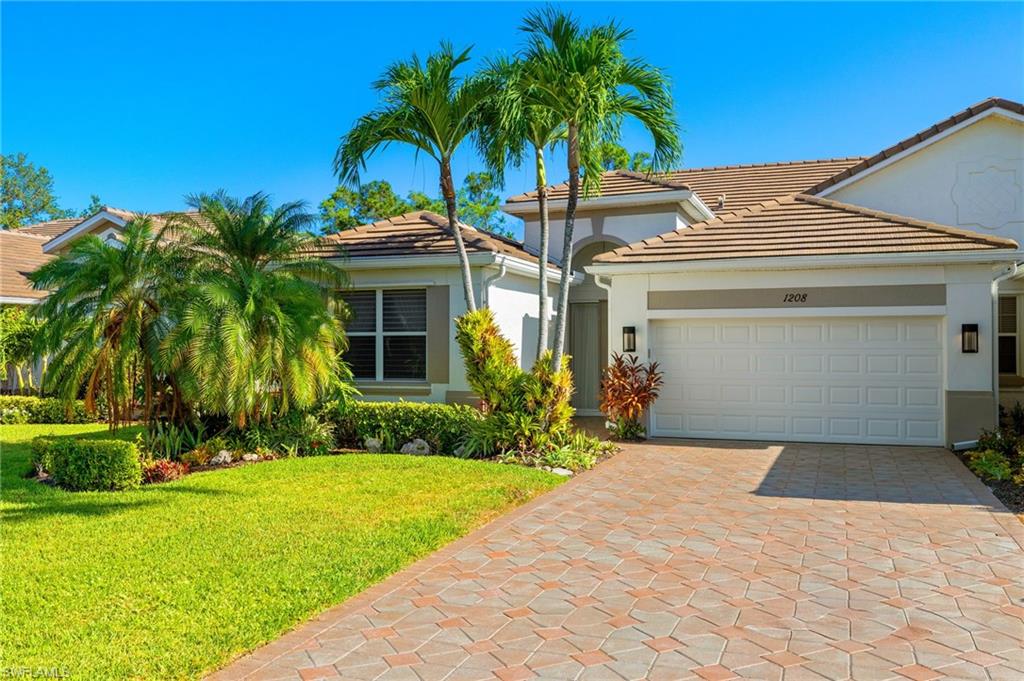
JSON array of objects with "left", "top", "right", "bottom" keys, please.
[{"left": 649, "top": 317, "right": 945, "bottom": 445}]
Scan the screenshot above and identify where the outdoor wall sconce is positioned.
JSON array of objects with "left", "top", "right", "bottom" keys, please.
[
  {"left": 622, "top": 326, "right": 637, "bottom": 353},
  {"left": 962, "top": 323, "right": 979, "bottom": 353}
]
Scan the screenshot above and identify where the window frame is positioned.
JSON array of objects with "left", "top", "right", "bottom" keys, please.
[
  {"left": 998, "top": 294, "right": 1019, "bottom": 376},
  {"left": 343, "top": 288, "right": 428, "bottom": 383}
]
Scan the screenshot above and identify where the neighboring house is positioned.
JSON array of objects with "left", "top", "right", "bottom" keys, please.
[{"left": 503, "top": 96, "right": 1023, "bottom": 447}]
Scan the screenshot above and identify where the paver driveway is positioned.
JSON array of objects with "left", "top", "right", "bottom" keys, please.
[{"left": 211, "top": 442, "right": 1024, "bottom": 681}]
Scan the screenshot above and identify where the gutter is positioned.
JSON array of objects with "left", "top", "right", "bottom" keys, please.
[
  {"left": 481, "top": 261, "right": 507, "bottom": 307},
  {"left": 502, "top": 189, "right": 697, "bottom": 217}
]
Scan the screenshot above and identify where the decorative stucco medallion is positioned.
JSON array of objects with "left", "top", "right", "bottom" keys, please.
[{"left": 952, "top": 157, "right": 1023, "bottom": 229}]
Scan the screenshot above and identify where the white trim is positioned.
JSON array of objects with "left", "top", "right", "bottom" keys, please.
[
  {"left": 0, "top": 296, "right": 41, "bottom": 305},
  {"left": 817, "top": 107, "right": 1024, "bottom": 197},
  {"left": 326, "top": 252, "right": 576, "bottom": 284},
  {"left": 586, "top": 250, "right": 1021, "bottom": 276},
  {"left": 502, "top": 189, "right": 697, "bottom": 216},
  {"left": 42, "top": 211, "right": 127, "bottom": 253},
  {"left": 647, "top": 305, "right": 947, "bottom": 320}
]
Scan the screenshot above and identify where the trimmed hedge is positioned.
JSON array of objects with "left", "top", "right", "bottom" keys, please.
[
  {"left": 0, "top": 396, "right": 92, "bottom": 424},
  {"left": 333, "top": 401, "right": 481, "bottom": 455},
  {"left": 32, "top": 436, "right": 141, "bottom": 491}
]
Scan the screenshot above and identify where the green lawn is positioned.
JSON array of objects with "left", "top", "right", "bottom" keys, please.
[{"left": 0, "top": 424, "right": 562, "bottom": 680}]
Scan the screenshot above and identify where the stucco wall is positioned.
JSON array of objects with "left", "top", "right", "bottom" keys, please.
[
  {"left": 486, "top": 269, "right": 554, "bottom": 370},
  {"left": 522, "top": 207, "right": 685, "bottom": 255},
  {"left": 830, "top": 115, "right": 1024, "bottom": 243}
]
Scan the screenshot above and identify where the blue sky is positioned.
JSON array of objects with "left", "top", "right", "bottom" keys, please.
[{"left": 3, "top": 2, "right": 1023, "bottom": 236}]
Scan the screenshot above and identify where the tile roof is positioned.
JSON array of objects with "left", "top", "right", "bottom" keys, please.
[
  {"left": 592, "top": 194, "right": 1017, "bottom": 265},
  {"left": 506, "top": 158, "right": 866, "bottom": 214},
  {"left": 20, "top": 217, "right": 83, "bottom": 238},
  {"left": 808, "top": 97, "right": 1024, "bottom": 195},
  {"left": 0, "top": 230, "right": 54, "bottom": 301},
  {"left": 314, "top": 211, "right": 557, "bottom": 269}
]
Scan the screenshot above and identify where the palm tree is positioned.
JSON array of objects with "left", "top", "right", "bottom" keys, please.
[
  {"left": 518, "top": 9, "right": 682, "bottom": 367},
  {"left": 164, "top": 192, "right": 348, "bottom": 428},
  {"left": 335, "top": 44, "right": 494, "bottom": 313},
  {"left": 30, "top": 217, "right": 186, "bottom": 428},
  {"left": 478, "top": 56, "right": 565, "bottom": 360}
]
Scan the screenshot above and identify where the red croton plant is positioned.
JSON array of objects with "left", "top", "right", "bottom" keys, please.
[{"left": 599, "top": 353, "right": 664, "bottom": 441}]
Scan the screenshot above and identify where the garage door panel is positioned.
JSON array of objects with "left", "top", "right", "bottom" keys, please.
[{"left": 650, "top": 317, "right": 944, "bottom": 446}]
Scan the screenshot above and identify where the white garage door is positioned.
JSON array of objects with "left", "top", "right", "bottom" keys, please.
[{"left": 650, "top": 317, "right": 945, "bottom": 445}]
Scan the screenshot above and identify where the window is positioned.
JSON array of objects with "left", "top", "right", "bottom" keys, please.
[
  {"left": 341, "top": 289, "right": 427, "bottom": 381},
  {"left": 999, "top": 296, "right": 1018, "bottom": 375}
]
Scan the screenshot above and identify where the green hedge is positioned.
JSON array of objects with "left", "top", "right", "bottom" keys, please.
[
  {"left": 333, "top": 401, "right": 481, "bottom": 455},
  {"left": 32, "top": 436, "right": 141, "bottom": 491},
  {"left": 0, "top": 396, "right": 92, "bottom": 424}
]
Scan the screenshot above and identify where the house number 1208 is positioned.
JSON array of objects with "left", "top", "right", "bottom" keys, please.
[{"left": 783, "top": 293, "right": 808, "bottom": 303}]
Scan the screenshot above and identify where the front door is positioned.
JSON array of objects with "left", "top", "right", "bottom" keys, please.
[{"left": 568, "top": 302, "right": 607, "bottom": 413}]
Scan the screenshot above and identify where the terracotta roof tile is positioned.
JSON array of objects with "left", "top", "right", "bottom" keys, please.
[
  {"left": 0, "top": 230, "right": 54, "bottom": 300},
  {"left": 20, "top": 217, "right": 83, "bottom": 238},
  {"left": 807, "top": 97, "right": 1024, "bottom": 195},
  {"left": 313, "top": 211, "right": 557, "bottom": 269},
  {"left": 592, "top": 194, "right": 1017, "bottom": 264},
  {"left": 506, "top": 158, "right": 866, "bottom": 214}
]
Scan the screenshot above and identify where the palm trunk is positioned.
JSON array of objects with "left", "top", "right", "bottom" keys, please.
[
  {"left": 551, "top": 123, "right": 580, "bottom": 370},
  {"left": 534, "top": 145, "right": 550, "bottom": 361},
  {"left": 440, "top": 157, "right": 477, "bottom": 312}
]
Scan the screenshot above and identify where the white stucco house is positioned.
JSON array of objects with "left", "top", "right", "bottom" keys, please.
[{"left": 6, "top": 96, "right": 1022, "bottom": 448}]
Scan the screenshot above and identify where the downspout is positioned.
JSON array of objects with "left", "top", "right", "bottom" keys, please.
[
  {"left": 481, "top": 258, "right": 508, "bottom": 308},
  {"left": 986, "top": 261, "right": 1021, "bottom": 444}
]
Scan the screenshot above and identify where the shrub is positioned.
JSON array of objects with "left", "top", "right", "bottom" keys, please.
[
  {"left": 0, "top": 396, "right": 91, "bottom": 424},
  {"left": 333, "top": 401, "right": 481, "bottom": 455},
  {"left": 35, "top": 438, "right": 142, "bottom": 491},
  {"left": 967, "top": 449, "right": 1013, "bottom": 482},
  {"left": 1, "top": 406, "right": 29, "bottom": 424},
  {"left": 535, "top": 431, "right": 611, "bottom": 472},
  {"left": 142, "top": 459, "right": 189, "bottom": 484},
  {"left": 141, "top": 421, "right": 206, "bottom": 460},
  {"left": 29, "top": 436, "right": 56, "bottom": 476},
  {"left": 599, "top": 353, "right": 663, "bottom": 441}
]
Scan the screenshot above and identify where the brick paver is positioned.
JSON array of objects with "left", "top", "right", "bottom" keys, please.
[{"left": 209, "top": 442, "right": 1024, "bottom": 680}]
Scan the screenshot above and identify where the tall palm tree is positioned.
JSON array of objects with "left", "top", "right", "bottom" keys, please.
[
  {"left": 335, "top": 44, "right": 494, "bottom": 313},
  {"left": 518, "top": 9, "right": 682, "bottom": 367},
  {"left": 164, "top": 192, "right": 348, "bottom": 428},
  {"left": 478, "top": 57, "right": 565, "bottom": 360},
  {"left": 30, "top": 217, "right": 186, "bottom": 428}
]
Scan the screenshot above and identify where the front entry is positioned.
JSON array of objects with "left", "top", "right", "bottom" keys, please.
[{"left": 568, "top": 301, "right": 607, "bottom": 413}]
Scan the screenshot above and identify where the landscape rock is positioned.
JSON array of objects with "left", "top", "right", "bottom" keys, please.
[
  {"left": 364, "top": 437, "right": 383, "bottom": 453},
  {"left": 400, "top": 438, "right": 431, "bottom": 455},
  {"left": 551, "top": 467, "right": 573, "bottom": 476},
  {"left": 241, "top": 452, "right": 259, "bottom": 462},
  {"left": 210, "top": 450, "right": 233, "bottom": 466}
]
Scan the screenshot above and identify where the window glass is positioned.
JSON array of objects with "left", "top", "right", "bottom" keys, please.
[
  {"left": 342, "top": 291, "right": 376, "bottom": 333},
  {"left": 345, "top": 336, "right": 376, "bottom": 380},
  {"left": 383, "top": 289, "right": 427, "bottom": 332},
  {"left": 383, "top": 336, "right": 426, "bottom": 381}
]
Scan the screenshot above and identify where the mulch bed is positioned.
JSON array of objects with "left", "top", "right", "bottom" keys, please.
[{"left": 953, "top": 450, "right": 1024, "bottom": 514}]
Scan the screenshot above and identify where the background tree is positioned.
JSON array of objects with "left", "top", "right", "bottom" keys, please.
[
  {"left": 335, "top": 44, "right": 496, "bottom": 312},
  {"left": 1, "top": 153, "right": 68, "bottom": 229},
  {"left": 79, "top": 194, "right": 104, "bottom": 217},
  {"left": 598, "top": 141, "right": 653, "bottom": 173},
  {"left": 320, "top": 173, "right": 509, "bottom": 236},
  {"left": 164, "top": 192, "right": 348, "bottom": 428},
  {"left": 518, "top": 8, "right": 681, "bottom": 367}
]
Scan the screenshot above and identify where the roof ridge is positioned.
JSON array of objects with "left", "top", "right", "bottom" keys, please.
[
  {"left": 668, "top": 157, "right": 868, "bottom": 174},
  {"left": 613, "top": 169, "right": 691, "bottom": 191},
  {"left": 796, "top": 194, "right": 1019, "bottom": 248}
]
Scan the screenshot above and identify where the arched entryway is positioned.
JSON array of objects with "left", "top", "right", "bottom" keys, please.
[{"left": 567, "top": 239, "right": 622, "bottom": 414}]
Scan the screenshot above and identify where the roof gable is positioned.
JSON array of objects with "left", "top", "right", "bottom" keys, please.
[{"left": 809, "top": 97, "right": 1024, "bottom": 196}]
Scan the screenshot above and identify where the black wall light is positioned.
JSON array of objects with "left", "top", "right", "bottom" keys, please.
[
  {"left": 962, "top": 323, "right": 979, "bottom": 353},
  {"left": 622, "top": 326, "right": 637, "bottom": 353}
]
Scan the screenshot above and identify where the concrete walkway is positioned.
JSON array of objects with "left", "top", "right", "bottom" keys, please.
[{"left": 210, "top": 442, "right": 1024, "bottom": 681}]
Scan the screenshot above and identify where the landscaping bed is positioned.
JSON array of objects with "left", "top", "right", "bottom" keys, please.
[
  {"left": 958, "top": 418, "right": 1024, "bottom": 515},
  {"left": 0, "top": 423, "right": 563, "bottom": 680}
]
